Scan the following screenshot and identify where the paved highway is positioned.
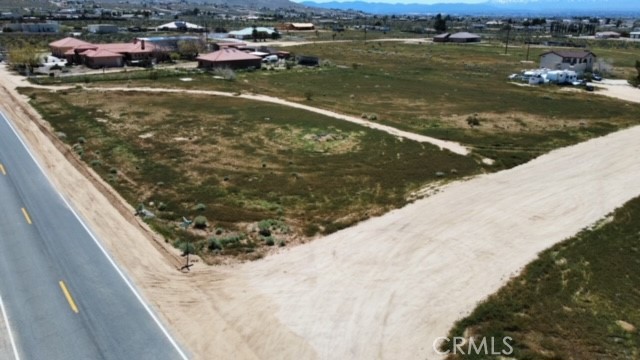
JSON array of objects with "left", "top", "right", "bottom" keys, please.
[{"left": 0, "top": 111, "right": 188, "bottom": 359}]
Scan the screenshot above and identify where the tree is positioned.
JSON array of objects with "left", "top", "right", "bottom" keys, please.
[
  {"left": 252, "top": 26, "right": 258, "bottom": 42},
  {"left": 7, "top": 44, "right": 41, "bottom": 74},
  {"left": 177, "top": 40, "right": 204, "bottom": 60},
  {"left": 434, "top": 13, "right": 447, "bottom": 33},
  {"left": 635, "top": 60, "right": 640, "bottom": 81}
]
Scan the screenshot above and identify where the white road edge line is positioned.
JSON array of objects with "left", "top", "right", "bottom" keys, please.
[
  {"left": 0, "top": 293, "right": 21, "bottom": 360},
  {"left": 0, "top": 112, "right": 189, "bottom": 360}
]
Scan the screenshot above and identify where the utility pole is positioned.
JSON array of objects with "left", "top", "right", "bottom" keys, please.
[
  {"left": 504, "top": 25, "right": 511, "bottom": 55},
  {"left": 180, "top": 217, "right": 193, "bottom": 271}
]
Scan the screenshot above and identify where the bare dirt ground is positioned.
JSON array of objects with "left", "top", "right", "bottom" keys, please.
[
  {"left": 3, "top": 65, "right": 640, "bottom": 360},
  {"left": 594, "top": 79, "right": 640, "bottom": 104}
]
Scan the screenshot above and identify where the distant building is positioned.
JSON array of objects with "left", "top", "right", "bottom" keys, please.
[
  {"left": 228, "top": 27, "right": 276, "bottom": 40},
  {"left": 136, "top": 36, "right": 202, "bottom": 52},
  {"left": 278, "top": 22, "right": 315, "bottom": 31},
  {"left": 631, "top": 32, "right": 640, "bottom": 39},
  {"left": 87, "top": 24, "right": 119, "bottom": 34},
  {"left": 595, "top": 31, "right": 621, "bottom": 39},
  {"left": 196, "top": 48, "right": 262, "bottom": 69},
  {"left": 433, "top": 32, "right": 481, "bottom": 43},
  {"left": 155, "top": 21, "right": 204, "bottom": 32},
  {"left": 4, "top": 22, "right": 59, "bottom": 33},
  {"left": 448, "top": 32, "right": 481, "bottom": 43},
  {"left": 539, "top": 50, "right": 596, "bottom": 74},
  {"left": 433, "top": 33, "right": 450, "bottom": 43}
]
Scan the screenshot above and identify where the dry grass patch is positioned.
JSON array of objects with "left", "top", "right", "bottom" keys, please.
[{"left": 22, "top": 87, "right": 481, "bottom": 262}]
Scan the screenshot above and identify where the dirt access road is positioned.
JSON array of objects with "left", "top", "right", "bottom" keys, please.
[{"left": 2, "top": 66, "right": 640, "bottom": 359}]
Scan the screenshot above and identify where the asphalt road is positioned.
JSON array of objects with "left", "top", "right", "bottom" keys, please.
[{"left": 0, "top": 111, "right": 188, "bottom": 360}]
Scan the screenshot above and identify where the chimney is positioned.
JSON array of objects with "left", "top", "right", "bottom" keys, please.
[{"left": 141, "top": 40, "right": 145, "bottom": 50}]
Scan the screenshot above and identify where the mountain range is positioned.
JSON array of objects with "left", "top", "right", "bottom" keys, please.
[{"left": 300, "top": 0, "right": 640, "bottom": 15}]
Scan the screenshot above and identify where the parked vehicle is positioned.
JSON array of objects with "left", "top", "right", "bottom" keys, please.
[{"left": 262, "top": 55, "right": 278, "bottom": 64}]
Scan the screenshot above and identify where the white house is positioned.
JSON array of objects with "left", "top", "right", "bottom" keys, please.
[
  {"left": 228, "top": 27, "right": 276, "bottom": 40},
  {"left": 539, "top": 50, "right": 596, "bottom": 74},
  {"left": 155, "top": 21, "right": 204, "bottom": 32},
  {"left": 631, "top": 32, "right": 640, "bottom": 39},
  {"left": 87, "top": 24, "right": 119, "bottom": 34}
]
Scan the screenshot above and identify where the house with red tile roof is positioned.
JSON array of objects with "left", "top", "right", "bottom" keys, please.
[
  {"left": 50, "top": 37, "right": 161, "bottom": 68},
  {"left": 83, "top": 49, "right": 124, "bottom": 68},
  {"left": 196, "top": 48, "right": 262, "bottom": 70},
  {"left": 49, "top": 37, "right": 93, "bottom": 57}
]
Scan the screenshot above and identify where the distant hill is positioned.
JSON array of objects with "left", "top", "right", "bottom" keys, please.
[
  {"left": 300, "top": 0, "right": 640, "bottom": 15},
  {"left": 99, "top": 0, "right": 304, "bottom": 9}
]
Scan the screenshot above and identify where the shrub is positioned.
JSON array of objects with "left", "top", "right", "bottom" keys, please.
[
  {"left": 193, "top": 215, "right": 208, "bottom": 229},
  {"left": 466, "top": 114, "right": 481, "bottom": 127},
  {"left": 304, "top": 223, "right": 320, "bottom": 237},
  {"left": 177, "top": 241, "right": 195, "bottom": 255},
  {"left": 207, "top": 237, "right": 223, "bottom": 251},
  {"left": 193, "top": 203, "right": 206, "bottom": 212},
  {"left": 157, "top": 202, "right": 167, "bottom": 211},
  {"left": 77, "top": 136, "right": 86, "bottom": 144},
  {"left": 90, "top": 159, "right": 102, "bottom": 167},
  {"left": 304, "top": 91, "right": 313, "bottom": 101},
  {"left": 264, "top": 236, "right": 275, "bottom": 246},
  {"left": 213, "top": 67, "right": 236, "bottom": 81}
]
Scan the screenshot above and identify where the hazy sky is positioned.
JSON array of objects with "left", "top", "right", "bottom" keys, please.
[{"left": 291, "top": 0, "right": 489, "bottom": 3}]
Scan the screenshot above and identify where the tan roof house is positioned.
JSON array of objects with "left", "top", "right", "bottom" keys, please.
[{"left": 539, "top": 50, "right": 596, "bottom": 74}]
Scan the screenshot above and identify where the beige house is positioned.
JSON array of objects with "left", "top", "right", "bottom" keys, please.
[{"left": 539, "top": 50, "right": 596, "bottom": 74}]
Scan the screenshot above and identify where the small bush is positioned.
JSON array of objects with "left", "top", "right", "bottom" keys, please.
[
  {"left": 193, "top": 215, "right": 208, "bottom": 229},
  {"left": 304, "top": 91, "right": 313, "bottom": 101},
  {"left": 264, "top": 236, "right": 275, "bottom": 246},
  {"left": 213, "top": 67, "right": 236, "bottom": 81},
  {"left": 466, "top": 114, "right": 481, "bottom": 127},
  {"left": 157, "top": 202, "right": 167, "bottom": 211},
  {"left": 207, "top": 237, "right": 223, "bottom": 251},
  {"left": 193, "top": 203, "right": 206, "bottom": 212},
  {"left": 77, "top": 136, "right": 86, "bottom": 144}
]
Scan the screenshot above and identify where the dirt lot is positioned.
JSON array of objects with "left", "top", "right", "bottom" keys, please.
[{"left": 3, "top": 61, "right": 640, "bottom": 359}]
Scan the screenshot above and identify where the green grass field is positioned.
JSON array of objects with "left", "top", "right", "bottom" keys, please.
[{"left": 443, "top": 196, "right": 640, "bottom": 359}]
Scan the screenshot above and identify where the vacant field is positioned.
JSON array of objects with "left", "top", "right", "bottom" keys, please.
[
  {"left": 21, "top": 87, "right": 480, "bottom": 262},
  {"left": 443, "top": 196, "right": 640, "bottom": 359},
  {"left": 65, "top": 41, "right": 640, "bottom": 169}
]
